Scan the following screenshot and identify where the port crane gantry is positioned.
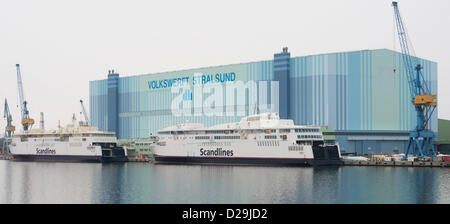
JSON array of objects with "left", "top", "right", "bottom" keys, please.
[
  {"left": 392, "top": 2, "right": 437, "bottom": 160},
  {"left": 15, "top": 64, "right": 34, "bottom": 131}
]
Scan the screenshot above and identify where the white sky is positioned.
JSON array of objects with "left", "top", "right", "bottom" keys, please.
[{"left": 1, "top": 0, "right": 449, "bottom": 130}]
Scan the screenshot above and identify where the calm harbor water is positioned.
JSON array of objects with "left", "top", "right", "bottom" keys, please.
[{"left": 0, "top": 160, "right": 449, "bottom": 204}]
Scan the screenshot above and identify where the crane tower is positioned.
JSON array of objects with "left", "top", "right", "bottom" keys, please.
[{"left": 392, "top": 2, "right": 437, "bottom": 159}]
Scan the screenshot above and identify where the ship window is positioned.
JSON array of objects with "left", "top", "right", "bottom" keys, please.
[
  {"left": 214, "top": 136, "right": 240, "bottom": 140},
  {"left": 297, "top": 135, "right": 321, "bottom": 139},
  {"left": 264, "top": 135, "right": 277, "bottom": 140},
  {"left": 295, "top": 128, "right": 319, "bottom": 133},
  {"left": 195, "top": 136, "right": 210, "bottom": 140},
  {"left": 279, "top": 129, "right": 291, "bottom": 133},
  {"left": 206, "top": 130, "right": 226, "bottom": 134},
  {"left": 158, "top": 131, "right": 170, "bottom": 135}
]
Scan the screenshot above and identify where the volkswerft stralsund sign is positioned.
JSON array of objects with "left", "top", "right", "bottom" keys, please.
[{"left": 147, "top": 72, "right": 236, "bottom": 89}]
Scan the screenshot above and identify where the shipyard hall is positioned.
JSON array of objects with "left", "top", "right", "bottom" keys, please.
[{"left": 89, "top": 48, "right": 449, "bottom": 155}]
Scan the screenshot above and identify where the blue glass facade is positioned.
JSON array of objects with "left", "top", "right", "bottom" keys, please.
[{"left": 90, "top": 48, "right": 438, "bottom": 154}]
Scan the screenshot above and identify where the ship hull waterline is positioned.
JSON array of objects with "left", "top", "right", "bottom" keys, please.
[
  {"left": 11, "top": 154, "right": 128, "bottom": 163},
  {"left": 153, "top": 155, "right": 343, "bottom": 166}
]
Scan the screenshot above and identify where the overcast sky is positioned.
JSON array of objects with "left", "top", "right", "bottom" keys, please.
[{"left": 1, "top": 0, "right": 449, "bottom": 130}]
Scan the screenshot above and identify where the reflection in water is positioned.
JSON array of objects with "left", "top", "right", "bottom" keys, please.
[
  {"left": 311, "top": 167, "right": 340, "bottom": 204},
  {"left": 94, "top": 163, "right": 128, "bottom": 204},
  {"left": 436, "top": 169, "right": 450, "bottom": 203},
  {"left": 0, "top": 160, "right": 449, "bottom": 204},
  {"left": 0, "top": 161, "right": 100, "bottom": 203}
]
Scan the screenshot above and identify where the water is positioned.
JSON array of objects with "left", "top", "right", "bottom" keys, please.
[{"left": 0, "top": 160, "right": 449, "bottom": 204}]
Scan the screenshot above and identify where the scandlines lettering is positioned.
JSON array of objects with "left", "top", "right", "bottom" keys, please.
[
  {"left": 200, "top": 148, "right": 234, "bottom": 157},
  {"left": 36, "top": 148, "right": 56, "bottom": 155}
]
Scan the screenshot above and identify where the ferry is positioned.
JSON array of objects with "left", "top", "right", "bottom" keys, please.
[
  {"left": 9, "top": 121, "right": 128, "bottom": 163},
  {"left": 150, "top": 112, "right": 342, "bottom": 166}
]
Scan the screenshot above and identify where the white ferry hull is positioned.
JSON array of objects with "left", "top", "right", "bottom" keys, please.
[
  {"left": 9, "top": 138, "right": 128, "bottom": 163},
  {"left": 153, "top": 155, "right": 342, "bottom": 166},
  {"left": 151, "top": 140, "right": 342, "bottom": 166},
  {"left": 11, "top": 154, "right": 103, "bottom": 162}
]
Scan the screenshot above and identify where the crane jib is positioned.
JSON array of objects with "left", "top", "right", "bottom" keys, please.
[{"left": 15, "top": 64, "right": 35, "bottom": 131}]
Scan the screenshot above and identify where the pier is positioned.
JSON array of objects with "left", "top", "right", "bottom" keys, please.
[
  {"left": 344, "top": 160, "right": 450, "bottom": 167},
  {"left": 0, "top": 154, "right": 13, "bottom": 160},
  {"left": 127, "top": 156, "right": 153, "bottom": 162}
]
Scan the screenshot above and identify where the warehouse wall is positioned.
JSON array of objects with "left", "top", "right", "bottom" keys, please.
[{"left": 289, "top": 49, "right": 438, "bottom": 134}]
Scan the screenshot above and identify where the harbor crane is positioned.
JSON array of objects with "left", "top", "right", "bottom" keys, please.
[
  {"left": 15, "top": 64, "right": 34, "bottom": 131},
  {"left": 4, "top": 99, "right": 15, "bottom": 137},
  {"left": 80, "top": 99, "right": 90, "bottom": 125},
  {"left": 3, "top": 99, "right": 15, "bottom": 154},
  {"left": 392, "top": 2, "right": 437, "bottom": 159}
]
